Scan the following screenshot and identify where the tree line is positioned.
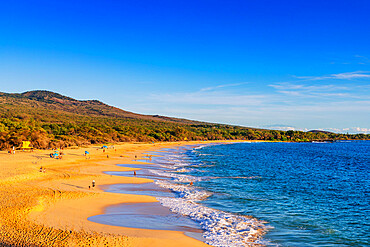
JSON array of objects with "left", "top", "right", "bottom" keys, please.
[{"left": 0, "top": 117, "right": 368, "bottom": 150}]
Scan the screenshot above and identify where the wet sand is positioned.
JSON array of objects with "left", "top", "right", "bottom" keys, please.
[
  {"left": 93, "top": 154, "right": 208, "bottom": 240},
  {"left": 100, "top": 182, "right": 175, "bottom": 197},
  {"left": 89, "top": 202, "right": 205, "bottom": 241}
]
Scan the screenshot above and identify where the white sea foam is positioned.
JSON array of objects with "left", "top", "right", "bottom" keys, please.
[
  {"left": 152, "top": 146, "right": 269, "bottom": 246},
  {"left": 193, "top": 145, "right": 207, "bottom": 150},
  {"left": 174, "top": 168, "right": 191, "bottom": 173},
  {"left": 157, "top": 197, "right": 267, "bottom": 246},
  {"left": 149, "top": 169, "right": 202, "bottom": 183},
  {"left": 163, "top": 158, "right": 192, "bottom": 168},
  {"left": 155, "top": 180, "right": 211, "bottom": 201}
]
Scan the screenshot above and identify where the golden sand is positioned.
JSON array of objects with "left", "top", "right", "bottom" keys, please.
[{"left": 0, "top": 141, "right": 216, "bottom": 246}]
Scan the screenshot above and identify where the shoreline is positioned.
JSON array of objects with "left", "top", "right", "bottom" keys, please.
[
  {"left": 1, "top": 141, "right": 241, "bottom": 246},
  {"left": 89, "top": 146, "right": 207, "bottom": 241},
  {"left": 122, "top": 143, "right": 267, "bottom": 246}
]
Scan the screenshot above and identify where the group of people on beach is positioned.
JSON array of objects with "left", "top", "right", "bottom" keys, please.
[{"left": 89, "top": 180, "right": 96, "bottom": 190}]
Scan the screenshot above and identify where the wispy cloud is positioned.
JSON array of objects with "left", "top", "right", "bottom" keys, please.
[
  {"left": 295, "top": 71, "right": 370, "bottom": 81},
  {"left": 320, "top": 127, "right": 370, "bottom": 134},
  {"left": 354, "top": 55, "right": 370, "bottom": 65},
  {"left": 330, "top": 55, "right": 370, "bottom": 65},
  {"left": 270, "top": 83, "right": 349, "bottom": 91},
  {"left": 262, "top": 126, "right": 370, "bottom": 134},
  {"left": 146, "top": 74, "right": 370, "bottom": 132},
  {"left": 199, "top": 82, "right": 249, "bottom": 92},
  {"left": 331, "top": 71, "right": 370, "bottom": 79},
  {"left": 270, "top": 70, "right": 370, "bottom": 99},
  {"left": 150, "top": 91, "right": 271, "bottom": 106},
  {"left": 261, "top": 125, "right": 307, "bottom": 131},
  {"left": 269, "top": 82, "right": 357, "bottom": 98}
]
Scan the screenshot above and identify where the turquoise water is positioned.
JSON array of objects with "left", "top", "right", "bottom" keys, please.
[{"left": 180, "top": 141, "right": 369, "bottom": 246}]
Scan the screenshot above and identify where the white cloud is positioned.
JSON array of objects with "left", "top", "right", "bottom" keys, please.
[
  {"left": 269, "top": 81, "right": 369, "bottom": 99},
  {"left": 322, "top": 127, "right": 370, "bottom": 134},
  {"left": 270, "top": 83, "right": 349, "bottom": 91},
  {"left": 354, "top": 55, "right": 370, "bottom": 64},
  {"left": 145, "top": 77, "right": 370, "bottom": 132},
  {"left": 330, "top": 55, "right": 370, "bottom": 65},
  {"left": 295, "top": 71, "right": 370, "bottom": 81},
  {"left": 150, "top": 91, "right": 272, "bottom": 106},
  {"left": 261, "top": 125, "right": 307, "bottom": 131},
  {"left": 199, "top": 82, "right": 249, "bottom": 92},
  {"left": 332, "top": 71, "right": 370, "bottom": 79},
  {"left": 260, "top": 126, "right": 370, "bottom": 134}
]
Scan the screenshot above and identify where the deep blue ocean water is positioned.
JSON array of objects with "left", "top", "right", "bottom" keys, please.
[{"left": 184, "top": 141, "right": 369, "bottom": 246}]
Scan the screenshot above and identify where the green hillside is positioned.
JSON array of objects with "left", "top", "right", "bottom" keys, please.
[{"left": 0, "top": 90, "right": 368, "bottom": 149}]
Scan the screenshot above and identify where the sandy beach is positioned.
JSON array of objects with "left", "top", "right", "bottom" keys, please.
[{"left": 0, "top": 141, "right": 215, "bottom": 247}]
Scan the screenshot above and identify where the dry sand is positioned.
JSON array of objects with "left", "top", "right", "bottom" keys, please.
[{"left": 0, "top": 141, "right": 222, "bottom": 246}]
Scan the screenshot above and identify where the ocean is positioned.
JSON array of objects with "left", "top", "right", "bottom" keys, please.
[{"left": 91, "top": 141, "right": 370, "bottom": 246}]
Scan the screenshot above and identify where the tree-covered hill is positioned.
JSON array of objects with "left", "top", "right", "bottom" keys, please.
[
  {"left": 0, "top": 90, "right": 199, "bottom": 123},
  {"left": 0, "top": 90, "right": 368, "bottom": 149}
]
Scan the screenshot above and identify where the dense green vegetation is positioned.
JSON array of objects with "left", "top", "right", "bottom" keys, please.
[{"left": 0, "top": 91, "right": 368, "bottom": 150}]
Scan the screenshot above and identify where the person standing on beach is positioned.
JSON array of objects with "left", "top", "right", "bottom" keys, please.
[{"left": 92, "top": 180, "right": 95, "bottom": 188}]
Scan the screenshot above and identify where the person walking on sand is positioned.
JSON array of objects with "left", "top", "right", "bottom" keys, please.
[{"left": 92, "top": 180, "right": 95, "bottom": 188}]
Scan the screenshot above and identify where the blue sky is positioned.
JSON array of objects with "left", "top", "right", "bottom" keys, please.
[{"left": 0, "top": 0, "right": 369, "bottom": 133}]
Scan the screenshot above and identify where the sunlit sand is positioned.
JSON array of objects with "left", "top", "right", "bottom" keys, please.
[{"left": 0, "top": 142, "right": 214, "bottom": 246}]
